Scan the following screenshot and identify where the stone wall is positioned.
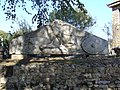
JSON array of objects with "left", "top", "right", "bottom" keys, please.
[
  {"left": 0, "top": 57, "right": 120, "bottom": 90},
  {"left": 0, "top": 46, "right": 3, "bottom": 60}
]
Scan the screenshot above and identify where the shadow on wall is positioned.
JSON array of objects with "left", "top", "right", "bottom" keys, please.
[
  {"left": 8, "top": 20, "right": 108, "bottom": 65},
  {"left": 1, "top": 20, "right": 108, "bottom": 90}
]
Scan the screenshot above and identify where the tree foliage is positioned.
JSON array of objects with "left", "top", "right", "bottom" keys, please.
[
  {"left": 0, "top": 30, "right": 12, "bottom": 58},
  {"left": 0, "top": 30, "right": 8, "bottom": 40},
  {"left": 0, "top": 30, "right": 12, "bottom": 43},
  {"left": 1, "top": 0, "right": 91, "bottom": 26},
  {"left": 12, "top": 19, "right": 32, "bottom": 38},
  {"left": 49, "top": 8, "right": 95, "bottom": 30}
]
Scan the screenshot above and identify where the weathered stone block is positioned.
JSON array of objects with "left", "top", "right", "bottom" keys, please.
[
  {"left": 9, "top": 20, "right": 108, "bottom": 56},
  {"left": 11, "top": 54, "right": 27, "bottom": 60}
]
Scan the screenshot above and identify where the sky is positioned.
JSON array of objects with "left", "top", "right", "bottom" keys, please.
[
  {"left": 80, "top": 0, "right": 112, "bottom": 40},
  {"left": 0, "top": 0, "right": 113, "bottom": 40}
]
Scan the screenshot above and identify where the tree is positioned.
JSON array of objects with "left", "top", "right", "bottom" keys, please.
[
  {"left": 12, "top": 19, "right": 32, "bottom": 38},
  {"left": 102, "top": 22, "right": 112, "bottom": 54},
  {"left": 0, "top": 30, "right": 12, "bottom": 43},
  {"left": 49, "top": 8, "right": 95, "bottom": 30},
  {"left": 0, "top": 30, "right": 12, "bottom": 57},
  {"left": 0, "top": 30, "right": 8, "bottom": 40},
  {"left": 1, "top": 0, "right": 91, "bottom": 26}
]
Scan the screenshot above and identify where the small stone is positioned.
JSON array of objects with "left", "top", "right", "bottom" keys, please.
[
  {"left": 107, "top": 88, "right": 112, "bottom": 90},
  {"left": 0, "top": 77, "right": 6, "bottom": 84}
]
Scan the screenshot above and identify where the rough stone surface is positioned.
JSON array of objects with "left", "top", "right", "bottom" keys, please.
[
  {"left": 9, "top": 20, "right": 108, "bottom": 56},
  {"left": 0, "top": 57, "right": 120, "bottom": 90},
  {"left": 108, "top": 1, "right": 120, "bottom": 48},
  {"left": 0, "top": 46, "right": 3, "bottom": 59}
]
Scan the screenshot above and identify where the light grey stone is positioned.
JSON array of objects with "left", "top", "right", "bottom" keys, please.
[
  {"left": 0, "top": 77, "right": 6, "bottom": 84},
  {"left": 9, "top": 20, "right": 108, "bottom": 56}
]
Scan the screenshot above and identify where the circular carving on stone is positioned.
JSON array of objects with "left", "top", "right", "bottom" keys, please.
[{"left": 81, "top": 36, "right": 107, "bottom": 54}]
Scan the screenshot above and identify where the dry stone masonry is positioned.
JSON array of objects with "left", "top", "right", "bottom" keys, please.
[
  {"left": 0, "top": 46, "right": 3, "bottom": 60},
  {"left": 0, "top": 57, "right": 120, "bottom": 90}
]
